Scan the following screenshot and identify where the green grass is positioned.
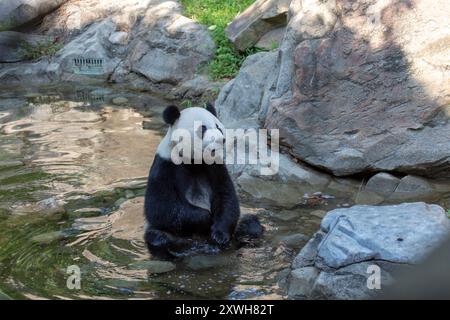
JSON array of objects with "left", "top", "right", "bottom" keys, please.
[{"left": 181, "top": 0, "right": 262, "bottom": 80}]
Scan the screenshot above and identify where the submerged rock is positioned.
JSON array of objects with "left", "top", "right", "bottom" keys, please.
[
  {"left": 31, "top": 230, "right": 67, "bottom": 244},
  {"left": 112, "top": 97, "right": 129, "bottom": 105},
  {"left": 274, "top": 233, "right": 308, "bottom": 247},
  {"left": 185, "top": 254, "right": 231, "bottom": 271},
  {"left": 129, "top": 260, "right": 175, "bottom": 274},
  {"left": 236, "top": 154, "right": 331, "bottom": 208},
  {"left": 287, "top": 202, "right": 450, "bottom": 299},
  {"left": 13, "top": 197, "right": 66, "bottom": 215}
]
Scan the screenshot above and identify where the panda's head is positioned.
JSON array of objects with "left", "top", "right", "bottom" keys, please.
[{"left": 157, "top": 103, "right": 226, "bottom": 164}]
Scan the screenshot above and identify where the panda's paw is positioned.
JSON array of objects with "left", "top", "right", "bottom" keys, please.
[{"left": 211, "top": 227, "right": 231, "bottom": 247}]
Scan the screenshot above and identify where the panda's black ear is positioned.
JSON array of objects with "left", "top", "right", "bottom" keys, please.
[
  {"left": 163, "top": 105, "right": 180, "bottom": 125},
  {"left": 205, "top": 102, "right": 217, "bottom": 117}
]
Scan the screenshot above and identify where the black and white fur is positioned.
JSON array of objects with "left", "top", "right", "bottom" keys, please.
[{"left": 144, "top": 104, "right": 262, "bottom": 258}]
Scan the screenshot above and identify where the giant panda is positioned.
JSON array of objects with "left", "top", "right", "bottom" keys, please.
[{"left": 144, "top": 103, "right": 263, "bottom": 258}]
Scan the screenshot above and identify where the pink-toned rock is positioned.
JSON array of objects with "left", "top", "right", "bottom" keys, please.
[{"left": 264, "top": 0, "right": 450, "bottom": 178}]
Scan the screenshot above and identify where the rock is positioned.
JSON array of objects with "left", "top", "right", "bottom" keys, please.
[
  {"left": 0, "top": 0, "right": 217, "bottom": 101},
  {"left": 275, "top": 233, "right": 308, "bottom": 247},
  {"left": 275, "top": 268, "right": 291, "bottom": 291},
  {"left": 217, "top": 51, "right": 279, "bottom": 128},
  {"left": 394, "top": 175, "right": 434, "bottom": 196},
  {"left": 108, "top": 31, "right": 128, "bottom": 45},
  {"left": 185, "top": 254, "right": 231, "bottom": 271},
  {"left": 39, "top": 0, "right": 152, "bottom": 37},
  {"left": 31, "top": 230, "right": 67, "bottom": 244},
  {"left": 264, "top": 0, "right": 450, "bottom": 178},
  {"left": 319, "top": 203, "right": 449, "bottom": 268},
  {"left": 36, "top": 197, "right": 65, "bottom": 214},
  {"left": 292, "top": 231, "right": 324, "bottom": 269},
  {"left": 112, "top": 97, "right": 129, "bottom": 105},
  {"left": 129, "top": 260, "right": 176, "bottom": 274},
  {"left": 310, "top": 210, "right": 326, "bottom": 219},
  {"left": 287, "top": 266, "right": 319, "bottom": 299},
  {"left": 0, "top": 0, "right": 68, "bottom": 30},
  {"left": 0, "top": 19, "right": 120, "bottom": 83},
  {"left": 288, "top": 202, "right": 450, "bottom": 299},
  {"left": 0, "top": 31, "right": 54, "bottom": 62},
  {"left": 365, "top": 173, "right": 401, "bottom": 196},
  {"left": 127, "top": 1, "right": 215, "bottom": 85},
  {"left": 255, "top": 27, "right": 285, "bottom": 50},
  {"left": 354, "top": 190, "right": 385, "bottom": 205},
  {"left": 124, "top": 190, "right": 134, "bottom": 199},
  {"left": 170, "top": 75, "right": 222, "bottom": 101},
  {"left": 310, "top": 262, "right": 395, "bottom": 300},
  {"left": 225, "top": 0, "right": 290, "bottom": 51},
  {"left": 236, "top": 152, "right": 330, "bottom": 208},
  {"left": 215, "top": 43, "right": 332, "bottom": 208},
  {"left": 114, "top": 197, "right": 127, "bottom": 207},
  {"left": 275, "top": 209, "right": 300, "bottom": 222}
]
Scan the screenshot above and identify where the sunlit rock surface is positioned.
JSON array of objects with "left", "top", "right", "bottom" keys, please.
[{"left": 0, "top": 0, "right": 218, "bottom": 100}]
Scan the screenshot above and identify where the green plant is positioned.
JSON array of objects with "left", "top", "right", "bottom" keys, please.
[
  {"left": 20, "top": 39, "right": 62, "bottom": 61},
  {"left": 181, "top": 0, "right": 260, "bottom": 80},
  {"left": 270, "top": 39, "right": 279, "bottom": 50},
  {"left": 180, "top": 100, "right": 194, "bottom": 108}
]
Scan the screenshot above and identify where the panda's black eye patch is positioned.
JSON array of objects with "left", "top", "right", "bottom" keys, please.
[{"left": 216, "top": 124, "right": 223, "bottom": 134}]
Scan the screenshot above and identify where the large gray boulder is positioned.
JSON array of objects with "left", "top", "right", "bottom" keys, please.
[
  {"left": 216, "top": 50, "right": 332, "bottom": 207},
  {"left": 287, "top": 202, "right": 450, "bottom": 299},
  {"left": 0, "top": 0, "right": 68, "bottom": 30},
  {"left": 125, "top": 1, "right": 215, "bottom": 85},
  {"left": 264, "top": 0, "right": 450, "bottom": 178},
  {"left": 225, "top": 0, "right": 290, "bottom": 51},
  {"left": 217, "top": 51, "right": 279, "bottom": 129}
]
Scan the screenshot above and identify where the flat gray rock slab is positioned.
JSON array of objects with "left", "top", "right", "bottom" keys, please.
[
  {"left": 287, "top": 202, "right": 450, "bottom": 299},
  {"left": 317, "top": 202, "right": 450, "bottom": 269}
]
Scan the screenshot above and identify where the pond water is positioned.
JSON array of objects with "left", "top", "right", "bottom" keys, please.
[{"left": 0, "top": 85, "right": 448, "bottom": 300}]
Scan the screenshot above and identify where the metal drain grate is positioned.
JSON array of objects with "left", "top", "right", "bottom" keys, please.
[
  {"left": 75, "top": 90, "right": 105, "bottom": 103},
  {"left": 72, "top": 58, "right": 105, "bottom": 75}
]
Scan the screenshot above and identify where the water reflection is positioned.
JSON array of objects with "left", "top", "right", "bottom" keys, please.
[{"left": 0, "top": 86, "right": 304, "bottom": 300}]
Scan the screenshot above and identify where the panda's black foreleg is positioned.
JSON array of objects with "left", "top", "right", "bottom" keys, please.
[
  {"left": 144, "top": 227, "right": 193, "bottom": 259},
  {"left": 207, "top": 166, "right": 240, "bottom": 247}
]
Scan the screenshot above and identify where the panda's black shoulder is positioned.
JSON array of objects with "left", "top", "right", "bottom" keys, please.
[{"left": 149, "top": 154, "right": 176, "bottom": 179}]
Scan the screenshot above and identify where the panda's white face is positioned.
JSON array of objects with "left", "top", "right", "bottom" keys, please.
[{"left": 157, "top": 107, "right": 226, "bottom": 164}]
